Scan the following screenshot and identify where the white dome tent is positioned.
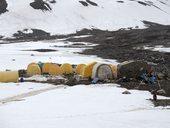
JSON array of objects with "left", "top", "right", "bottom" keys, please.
[{"left": 92, "top": 63, "right": 113, "bottom": 80}]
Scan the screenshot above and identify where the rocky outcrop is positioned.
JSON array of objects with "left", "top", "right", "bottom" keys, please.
[
  {"left": 0, "top": 0, "right": 8, "bottom": 15},
  {"left": 79, "top": 0, "right": 98, "bottom": 7},
  {"left": 30, "top": 0, "right": 52, "bottom": 11},
  {"left": 86, "top": 0, "right": 98, "bottom": 6},
  {"left": 12, "top": 29, "right": 50, "bottom": 41}
]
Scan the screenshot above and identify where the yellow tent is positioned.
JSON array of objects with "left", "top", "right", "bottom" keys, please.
[
  {"left": 49, "top": 64, "right": 62, "bottom": 75},
  {"left": 42, "top": 63, "right": 52, "bottom": 74},
  {"left": 60, "top": 63, "right": 73, "bottom": 74},
  {"left": 82, "top": 61, "right": 97, "bottom": 78},
  {"left": 28, "top": 62, "right": 37, "bottom": 65},
  {"left": 75, "top": 64, "right": 86, "bottom": 75},
  {"left": 27, "top": 63, "right": 41, "bottom": 76},
  {"left": 110, "top": 64, "right": 117, "bottom": 78},
  {"left": 0, "top": 71, "right": 19, "bottom": 83}
]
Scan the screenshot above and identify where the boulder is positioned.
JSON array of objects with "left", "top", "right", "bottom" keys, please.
[
  {"left": 122, "top": 90, "right": 131, "bottom": 94},
  {"left": 117, "top": 60, "right": 151, "bottom": 79}
]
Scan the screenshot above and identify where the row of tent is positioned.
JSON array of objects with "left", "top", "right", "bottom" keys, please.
[
  {"left": 0, "top": 62, "right": 117, "bottom": 83},
  {"left": 0, "top": 60, "right": 150, "bottom": 83},
  {"left": 27, "top": 62, "right": 117, "bottom": 80}
]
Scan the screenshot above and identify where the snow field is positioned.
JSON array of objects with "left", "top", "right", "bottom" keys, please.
[{"left": 0, "top": 84, "right": 170, "bottom": 128}]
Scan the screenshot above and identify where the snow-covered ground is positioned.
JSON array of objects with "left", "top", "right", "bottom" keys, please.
[
  {"left": 0, "top": 82, "right": 54, "bottom": 99},
  {"left": 0, "top": 40, "right": 117, "bottom": 71},
  {"left": 0, "top": 84, "right": 170, "bottom": 128},
  {"left": 0, "top": 0, "right": 170, "bottom": 37}
]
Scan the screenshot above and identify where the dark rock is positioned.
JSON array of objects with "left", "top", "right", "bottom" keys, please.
[
  {"left": 65, "top": 77, "right": 77, "bottom": 86},
  {"left": 18, "top": 70, "right": 27, "bottom": 77},
  {"left": 30, "top": 0, "right": 52, "bottom": 11},
  {"left": 0, "top": 0, "right": 8, "bottom": 14},
  {"left": 117, "top": 60, "right": 151, "bottom": 79},
  {"left": 150, "top": 99, "right": 170, "bottom": 107},
  {"left": 0, "top": 35, "right": 4, "bottom": 39},
  {"left": 12, "top": 29, "right": 50, "bottom": 41},
  {"left": 137, "top": 1, "right": 150, "bottom": 6},
  {"left": 135, "top": 26, "right": 139, "bottom": 28},
  {"left": 48, "top": 0, "right": 56, "bottom": 4},
  {"left": 79, "top": 1, "right": 88, "bottom": 6},
  {"left": 47, "top": 79, "right": 65, "bottom": 85},
  {"left": 86, "top": 0, "right": 98, "bottom": 6},
  {"left": 24, "top": 49, "right": 57, "bottom": 52},
  {"left": 117, "top": 1, "right": 124, "bottom": 3},
  {"left": 122, "top": 90, "right": 131, "bottom": 94}
]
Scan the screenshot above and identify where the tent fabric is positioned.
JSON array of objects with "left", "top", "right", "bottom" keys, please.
[
  {"left": 49, "top": 64, "right": 62, "bottom": 76},
  {"left": 60, "top": 63, "right": 73, "bottom": 74},
  {"left": 38, "top": 62, "right": 44, "bottom": 71},
  {"left": 82, "top": 61, "right": 97, "bottom": 78},
  {"left": 42, "top": 63, "right": 52, "bottom": 74},
  {"left": 110, "top": 64, "right": 117, "bottom": 78},
  {"left": 27, "top": 63, "right": 41, "bottom": 76},
  {"left": 28, "top": 62, "right": 37, "bottom": 65},
  {"left": 0, "top": 71, "right": 19, "bottom": 83},
  {"left": 92, "top": 63, "right": 113, "bottom": 80},
  {"left": 75, "top": 64, "right": 86, "bottom": 75}
]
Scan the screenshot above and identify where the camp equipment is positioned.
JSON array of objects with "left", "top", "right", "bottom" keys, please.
[
  {"left": 0, "top": 71, "right": 19, "bottom": 83},
  {"left": 92, "top": 63, "right": 113, "bottom": 80}
]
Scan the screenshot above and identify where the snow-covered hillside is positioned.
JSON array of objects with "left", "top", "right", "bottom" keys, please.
[{"left": 0, "top": 0, "right": 170, "bottom": 37}]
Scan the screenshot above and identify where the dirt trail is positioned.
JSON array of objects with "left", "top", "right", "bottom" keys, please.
[{"left": 0, "top": 85, "right": 65, "bottom": 105}]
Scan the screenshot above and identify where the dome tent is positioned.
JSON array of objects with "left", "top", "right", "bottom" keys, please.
[
  {"left": 27, "top": 63, "right": 41, "bottom": 76},
  {"left": 42, "top": 63, "right": 52, "bottom": 74},
  {"left": 75, "top": 64, "right": 86, "bottom": 75},
  {"left": 110, "top": 64, "right": 117, "bottom": 78},
  {"left": 49, "top": 64, "right": 62, "bottom": 76},
  {"left": 92, "top": 63, "right": 113, "bottom": 80},
  {"left": 82, "top": 61, "right": 97, "bottom": 78},
  {"left": 0, "top": 71, "right": 19, "bottom": 83},
  {"left": 60, "top": 63, "right": 73, "bottom": 74}
]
